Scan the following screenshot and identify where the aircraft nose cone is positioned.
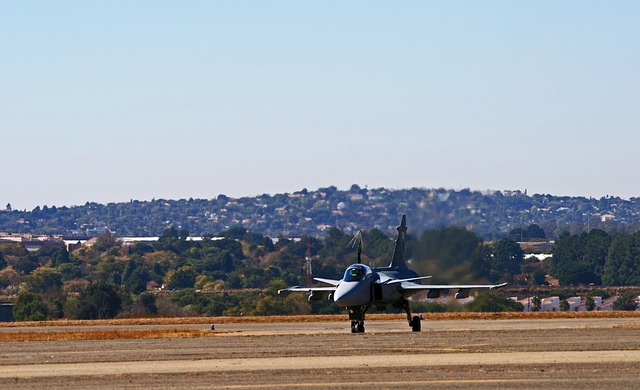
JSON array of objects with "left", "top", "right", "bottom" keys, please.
[{"left": 334, "top": 283, "right": 365, "bottom": 307}]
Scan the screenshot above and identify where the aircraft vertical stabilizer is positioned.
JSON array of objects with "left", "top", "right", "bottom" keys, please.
[{"left": 389, "top": 215, "right": 408, "bottom": 269}]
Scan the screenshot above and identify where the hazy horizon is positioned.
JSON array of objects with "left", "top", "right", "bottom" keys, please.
[{"left": 4, "top": 184, "right": 635, "bottom": 211}]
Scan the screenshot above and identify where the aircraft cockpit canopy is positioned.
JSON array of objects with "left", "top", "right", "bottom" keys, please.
[{"left": 343, "top": 264, "right": 372, "bottom": 282}]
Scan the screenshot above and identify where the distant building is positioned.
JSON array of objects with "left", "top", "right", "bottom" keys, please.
[
  {"left": 515, "top": 295, "right": 628, "bottom": 312},
  {"left": 516, "top": 297, "right": 532, "bottom": 312},
  {"left": 63, "top": 239, "right": 87, "bottom": 252},
  {"left": 566, "top": 296, "right": 582, "bottom": 311},
  {"left": 541, "top": 296, "right": 560, "bottom": 311},
  {"left": 598, "top": 297, "right": 618, "bottom": 311},
  {"left": 592, "top": 297, "right": 603, "bottom": 307},
  {"left": 0, "top": 233, "right": 63, "bottom": 252},
  {"left": 524, "top": 253, "right": 553, "bottom": 261},
  {"left": 601, "top": 214, "right": 616, "bottom": 222}
]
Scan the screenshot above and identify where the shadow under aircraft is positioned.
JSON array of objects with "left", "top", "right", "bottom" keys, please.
[{"left": 279, "top": 215, "right": 507, "bottom": 333}]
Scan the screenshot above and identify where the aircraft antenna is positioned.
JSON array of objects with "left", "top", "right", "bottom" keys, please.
[
  {"left": 305, "top": 238, "right": 312, "bottom": 287},
  {"left": 348, "top": 230, "right": 364, "bottom": 264}
]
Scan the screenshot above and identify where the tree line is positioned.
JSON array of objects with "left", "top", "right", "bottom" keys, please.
[
  {"left": 548, "top": 229, "right": 640, "bottom": 286},
  {"left": 2, "top": 224, "right": 638, "bottom": 321}
]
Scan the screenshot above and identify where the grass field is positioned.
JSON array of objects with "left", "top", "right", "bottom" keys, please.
[{"left": 3, "top": 310, "right": 640, "bottom": 328}]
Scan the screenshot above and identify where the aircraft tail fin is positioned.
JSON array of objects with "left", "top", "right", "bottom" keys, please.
[{"left": 389, "top": 215, "right": 408, "bottom": 269}]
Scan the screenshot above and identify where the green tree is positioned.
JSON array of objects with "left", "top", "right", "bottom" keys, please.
[
  {"left": 76, "top": 283, "right": 122, "bottom": 319},
  {"left": 410, "top": 227, "right": 490, "bottom": 283},
  {"left": 142, "top": 251, "right": 180, "bottom": 278},
  {"left": 613, "top": 291, "right": 638, "bottom": 311},
  {"left": 94, "top": 231, "right": 118, "bottom": 251},
  {"left": 129, "top": 242, "right": 154, "bottom": 256},
  {"left": 526, "top": 224, "right": 547, "bottom": 240},
  {"left": 13, "top": 291, "right": 47, "bottom": 321},
  {"left": 218, "top": 226, "right": 248, "bottom": 240},
  {"left": 217, "top": 251, "right": 235, "bottom": 274},
  {"left": 93, "top": 257, "right": 124, "bottom": 285},
  {"left": 465, "top": 292, "right": 524, "bottom": 312},
  {"left": 531, "top": 269, "right": 547, "bottom": 285},
  {"left": 252, "top": 280, "right": 311, "bottom": 315},
  {"left": 164, "top": 265, "right": 197, "bottom": 290},
  {"left": 551, "top": 230, "right": 611, "bottom": 285},
  {"left": 318, "top": 228, "right": 353, "bottom": 274},
  {"left": 156, "top": 226, "right": 189, "bottom": 253},
  {"left": 361, "top": 229, "right": 393, "bottom": 266},
  {"left": 0, "top": 242, "right": 29, "bottom": 257},
  {"left": 548, "top": 288, "right": 576, "bottom": 300},
  {"left": 0, "top": 267, "right": 21, "bottom": 289},
  {"left": 51, "top": 247, "right": 70, "bottom": 267},
  {"left": 508, "top": 224, "right": 546, "bottom": 241},
  {"left": 603, "top": 233, "right": 640, "bottom": 286},
  {"left": 12, "top": 255, "right": 39, "bottom": 275},
  {"left": 169, "top": 288, "right": 212, "bottom": 313},
  {"left": 531, "top": 296, "right": 541, "bottom": 312},
  {"left": 488, "top": 237, "right": 524, "bottom": 283},
  {"left": 23, "top": 267, "right": 63, "bottom": 294},
  {"left": 121, "top": 258, "right": 150, "bottom": 294},
  {"left": 269, "top": 236, "right": 321, "bottom": 281},
  {"left": 137, "top": 292, "right": 158, "bottom": 315}
]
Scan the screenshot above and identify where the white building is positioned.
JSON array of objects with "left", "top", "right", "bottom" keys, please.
[{"left": 541, "top": 296, "right": 560, "bottom": 311}]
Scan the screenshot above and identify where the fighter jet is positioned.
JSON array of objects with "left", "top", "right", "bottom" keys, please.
[{"left": 278, "top": 215, "right": 507, "bottom": 333}]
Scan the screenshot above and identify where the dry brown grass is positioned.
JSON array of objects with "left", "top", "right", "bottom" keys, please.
[
  {"left": 2, "top": 312, "right": 639, "bottom": 342},
  {"left": 2, "top": 311, "right": 640, "bottom": 329},
  {"left": 418, "top": 311, "right": 640, "bottom": 320},
  {"left": 0, "top": 328, "right": 228, "bottom": 342}
]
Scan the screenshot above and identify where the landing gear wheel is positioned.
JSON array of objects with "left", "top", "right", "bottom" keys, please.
[
  {"left": 411, "top": 315, "right": 421, "bottom": 332},
  {"left": 351, "top": 320, "right": 365, "bottom": 333},
  {"left": 347, "top": 305, "right": 369, "bottom": 334}
]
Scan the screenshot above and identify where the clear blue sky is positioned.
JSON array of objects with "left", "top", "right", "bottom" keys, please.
[{"left": 2, "top": 1, "right": 639, "bottom": 210}]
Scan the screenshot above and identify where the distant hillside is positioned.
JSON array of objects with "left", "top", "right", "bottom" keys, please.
[{"left": 2, "top": 185, "right": 640, "bottom": 239}]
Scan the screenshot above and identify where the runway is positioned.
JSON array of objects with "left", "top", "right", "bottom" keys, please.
[{"left": 2, "top": 317, "right": 640, "bottom": 389}]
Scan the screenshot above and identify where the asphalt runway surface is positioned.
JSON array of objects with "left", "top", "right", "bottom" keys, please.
[{"left": 2, "top": 317, "right": 640, "bottom": 389}]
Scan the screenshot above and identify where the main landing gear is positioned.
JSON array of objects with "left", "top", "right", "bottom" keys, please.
[
  {"left": 348, "top": 305, "right": 369, "bottom": 333},
  {"left": 348, "top": 300, "right": 421, "bottom": 333},
  {"left": 396, "top": 297, "right": 421, "bottom": 332},
  {"left": 410, "top": 315, "right": 421, "bottom": 332}
]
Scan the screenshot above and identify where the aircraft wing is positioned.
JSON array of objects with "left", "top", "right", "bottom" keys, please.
[
  {"left": 399, "top": 282, "right": 508, "bottom": 292},
  {"left": 384, "top": 276, "right": 432, "bottom": 285},
  {"left": 313, "top": 277, "right": 342, "bottom": 286},
  {"left": 278, "top": 286, "right": 337, "bottom": 294},
  {"left": 278, "top": 277, "right": 341, "bottom": 294}
]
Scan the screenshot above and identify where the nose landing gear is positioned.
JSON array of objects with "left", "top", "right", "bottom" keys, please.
[
  {"left": 348, "top": 305, "right": 369, "bottom": 333},
  {"left": 351, "top": 320, "right": 365, "bottom": 333}
]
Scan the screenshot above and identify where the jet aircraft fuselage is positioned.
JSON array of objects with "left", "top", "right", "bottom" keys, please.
[
  {"left": 279, "top": 215, "right": 507, "bottom": 333},
  {"left": 333, "top": 264, "right": 419, "bottom": 307}
]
